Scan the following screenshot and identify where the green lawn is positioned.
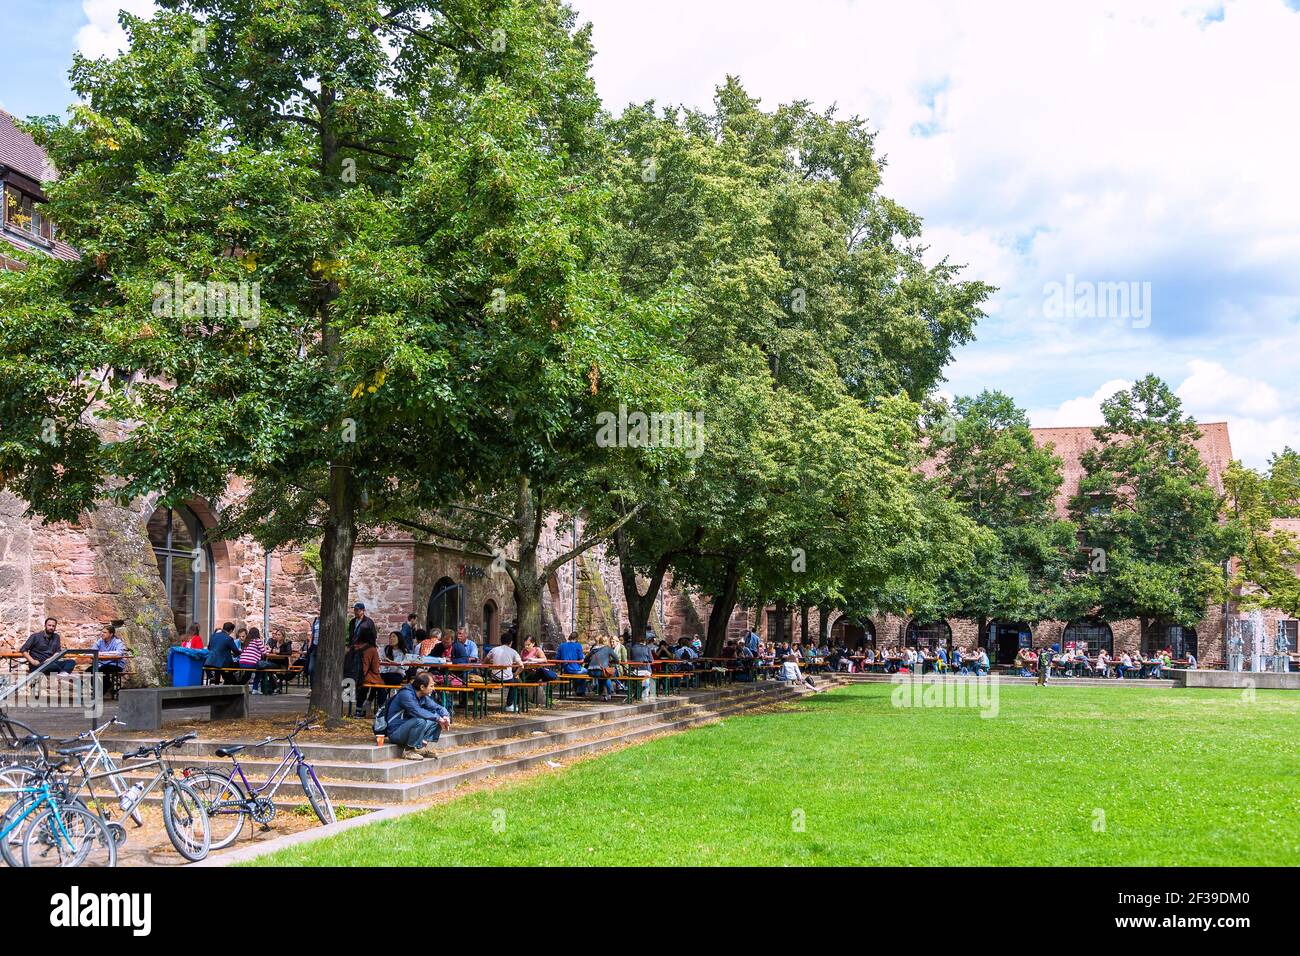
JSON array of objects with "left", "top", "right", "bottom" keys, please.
[{"left": 250, "top": 683, "right": 1300, "bottom": 866}]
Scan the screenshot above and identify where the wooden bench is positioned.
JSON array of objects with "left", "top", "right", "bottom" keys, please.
[
  {"left": 481, "top": 680, "right": 549, "bottom": 712},
  {"left": 363, "top": 682, "right": 490, "bottom": 719},
  {"left": 203, "top": 665, "right": 297, "bottom": 692},
  {"left": 118, "top": 684, "right": 248, "bottom": 730}
]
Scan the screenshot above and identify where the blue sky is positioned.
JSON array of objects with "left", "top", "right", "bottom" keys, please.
[{"left": 5, "top": 0, "right": 1298, "bottom": 467}]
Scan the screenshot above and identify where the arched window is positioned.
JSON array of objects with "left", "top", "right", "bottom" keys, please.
[
  {"left": 427, "top": 577, "right": 462, "bottom": 632},
  {"left": 905, "top": 620, "right": 952, "bottom": 653},
  {"left": 1145, "top": 622, "right": 1197, "bottom": 659},
  {"left": 147, "top": 504, "right": 214, "bottom": 637},
  {"left": 483, "top": 600, "right": 499, "bottom": 645},
  {"left": 1063, "top": 618, "right": 1113, "bottom": 656}
]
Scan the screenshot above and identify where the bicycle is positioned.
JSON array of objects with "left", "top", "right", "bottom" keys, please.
[
  {"left": 50, "top": 716, "right": 144, "bottom": 827},
  {"left": 186, "top": 717, "right": 335, "bottom": 850},
  {"left": 0, "top": 749, "right": 116, "bottom": 867},
  {"left": 72, "top": 732, "right": 211, "bottom": 862},
  {"left": 0, "top": 713, "right": 48, "bottom": 770}
]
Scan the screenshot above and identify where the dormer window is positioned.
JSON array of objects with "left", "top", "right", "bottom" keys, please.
[{"left": 4, "top": 186, "right": 48, "bottom": 241}]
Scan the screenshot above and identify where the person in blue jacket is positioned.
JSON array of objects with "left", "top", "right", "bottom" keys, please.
[
  {"left": 384, "top": 673, "right": 451, "bottom": 759},
  {"left": 555, "top": 632, "right": 588, "bottom": 697},
  {"left": 204, "top": 622, "right": 240, "bottom": 683}
]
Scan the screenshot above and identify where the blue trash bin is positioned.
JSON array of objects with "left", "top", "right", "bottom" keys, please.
[{"left": 168, "top": 646, "right": 207, "bottom": 687}]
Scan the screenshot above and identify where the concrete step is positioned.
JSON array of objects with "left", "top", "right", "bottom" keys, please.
[
  {"left": 152, "top": 699, "right": 713, "bottom": 784},
  {"left": 111, "top": 679, "right": 811, "bottom": 802},
  {"left": 317, "top": 682, "right": 812, "bottom": 803}
]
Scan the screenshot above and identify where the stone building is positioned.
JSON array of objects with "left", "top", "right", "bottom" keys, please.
[{"left": 2, "top": 108, "right": 1295, "bottom": 671}]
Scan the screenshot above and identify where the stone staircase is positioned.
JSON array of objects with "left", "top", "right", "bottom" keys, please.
[{"left": 103, "top": 676, "right": 838, "bottom": 806}]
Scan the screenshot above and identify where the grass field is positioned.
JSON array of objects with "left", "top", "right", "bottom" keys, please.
[{"left": 250, "top": 683, "right": 1300, "bottom": 866}]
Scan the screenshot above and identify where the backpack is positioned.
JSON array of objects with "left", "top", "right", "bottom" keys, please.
[{"left": 343, "top": 646, "right": 365, "bottom": 686}]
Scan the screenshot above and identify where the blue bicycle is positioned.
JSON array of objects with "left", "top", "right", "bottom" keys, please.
[{"left": 0, "top": 749, "right": 116, "bottom": 867}]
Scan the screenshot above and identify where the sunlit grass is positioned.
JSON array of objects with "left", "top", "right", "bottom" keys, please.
[{"left": 250, "top": 683, "right": 1300, "bottom": 866}]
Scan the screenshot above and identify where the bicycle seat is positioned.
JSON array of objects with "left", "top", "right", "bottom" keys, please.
[
  {"left": 215, "top": 745, "right": 246, "bottom": 757},
  {"left": 54, "top": 743, "right": 95, "bottom": 757}
]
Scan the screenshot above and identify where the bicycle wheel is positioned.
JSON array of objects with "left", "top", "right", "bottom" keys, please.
[
  {"left": 22, "top": 804, "right": 116, "bottom": 867},
  {"left": 186, "top": 770, "right": 248, "bottom": 850},
  {"left": 0, "top": 718, "right": 47, "bottom": 769},
  {"left": 298, "top": 763, "right": 335, "bottom": 826},
  {"left": 162, "top": 780, "right": 210, "bottom": 861},
  {"left": 0, "top": 793, "right": 40, "bottom": 867}
]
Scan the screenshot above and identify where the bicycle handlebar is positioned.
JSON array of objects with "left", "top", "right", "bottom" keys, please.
[{"left": 121, "top": 731, "right": 197, "bottom": 760}]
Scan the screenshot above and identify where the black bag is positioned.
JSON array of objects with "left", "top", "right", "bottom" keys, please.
[{"left": 343, "top": 646, "right": 364, "bottom": 686}]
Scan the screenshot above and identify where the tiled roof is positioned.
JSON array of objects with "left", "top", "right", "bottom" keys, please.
[
  {"left": 922, "top": 421, "right": 1235, "bottom": 519},
  {"left": 0, "top": 107, "right": 79, "bottom": 262},
  {"left": 0, "top": 108, "right": 57, "bottom": 181},
  {"left": 1032, "top": 421, "right": 1233, "bottom": 518}
]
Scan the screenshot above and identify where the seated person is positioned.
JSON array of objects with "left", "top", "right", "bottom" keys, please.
[
  {"left": 181, "top": 622, "right": 204, "bottom": 650},
  {"left": 379, "top": 632, "right": 408, "bottom": 685},
  {"left": 522, "top": 636, "right": 558, "bottom": 681},
  {"left": 778, "top": 655, "right": 815, "bottom": 687},
  {"left": 384, "top": 673, "right": 451, "bottom": 760},
  {"left": 972, "top": 646, "right": 990, "bottom": 676},
  {"left": 21, "top": 618, "right": 76, "bottom": 674},
  {"left": 484, "top": 636, "right": 526, "bottom": 712},
  {"left": 556, "top": 631, "right": 588, "bottom": 696},
  {"left": 1115, "top": 652, "right": 1135, "bottom": 679},
  {"left": 89, "top": 624, "right": 127, "bottom": 690},
  {"left": 585, "top": 636, "right": 620, "bottom": 701},
  {"left": 237, "top": 626, "right": 278, "bottom": 694},
  {"left": 204, "top": 621, "right": 241, "bottom": 682}
]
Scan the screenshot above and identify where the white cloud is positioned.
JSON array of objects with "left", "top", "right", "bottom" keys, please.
[
  {"left": 76, "top": 1, "right": 157, "bottom": 60},
  {"left": 1030, "top": 379, "right": 1133, "bottom": 429},
  {"left": 1175, "top": 359, "right": 1284, "bottom": 419}
]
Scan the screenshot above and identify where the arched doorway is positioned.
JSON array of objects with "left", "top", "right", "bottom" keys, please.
[
  {"left": 906, "top": 619, "right": 952, "bottom": 653},
  {"left": 147, "top": 503, "right": 215, "bottom": 637},
  {"left": 1145, "top": 622, "right": 1197, "bottom": 659},
  {"left": 833, "top": 617, "right": 876, "bottom": 649},
  {"left": 426, "top": 577, "right": 462, "bottom": 632},
  {"left": 483, "top": 600, "right": 499, "bottom": 645},
  {"left": 1063, "top": 618, "right": 1113, "bottom": 656},
  {"left": 985, "top": 620, "right": 1033, "bottom": 666}
]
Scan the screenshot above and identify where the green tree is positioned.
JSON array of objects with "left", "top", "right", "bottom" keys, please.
[
  {"left": 590, "top": 82, "right": 991, "bottom": 651},
  {"left": 1068, "top": 375, "right": 1233, "bottom": 647},
  {"left": 1223, "top": 452, "right": 1300, "bottom": 618},
  {"left": 0, "top": 0, "right": 632, "bottom": 720},
  {"left": 926, "top": 390, "right": 1077, "bottom": 644}
]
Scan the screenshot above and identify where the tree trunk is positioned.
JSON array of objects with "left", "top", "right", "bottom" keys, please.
[
  {"left": 309, "top": 461, "right": 357, "bottom": 725},
  {"left": 774, "top": 599, "right": 788, "bottom": 645},
  {"left": 613, "top": 526, "right": 677, "bottom": 641},
  {"left": 818, "top": 603, "right": 830, "bottom": 645},
  {"left": 705, "top": 560, "right": 740, "bottom": 657},
  {"left": 800, "top": 602, "right": 809, "bottom": 645},
  {"left": 513, "top": 474, "right": 546, "bottom": 642}
]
